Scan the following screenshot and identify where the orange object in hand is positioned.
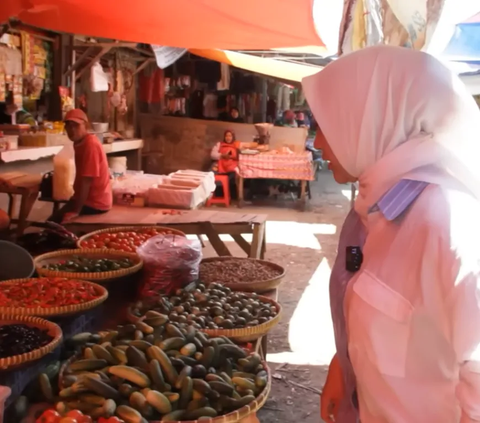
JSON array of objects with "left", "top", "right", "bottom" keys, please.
[{"left": 320, "top": 354, "right": 345, "bottom": 423}]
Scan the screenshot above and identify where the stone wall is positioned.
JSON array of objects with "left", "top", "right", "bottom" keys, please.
[{"left": 139, "top": 114, "right": 308, "bottom": 175}]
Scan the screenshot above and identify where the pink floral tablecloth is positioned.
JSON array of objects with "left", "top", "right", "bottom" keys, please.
[{"left": 238, "top": 151, "right": 314, "bottom": 181}]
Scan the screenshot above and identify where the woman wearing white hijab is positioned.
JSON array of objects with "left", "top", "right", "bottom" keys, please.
[{"left": 302, "top": 45, "right": 480, "bottom": 423}]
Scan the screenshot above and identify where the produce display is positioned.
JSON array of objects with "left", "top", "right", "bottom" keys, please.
[
  {"left": 0, "top": 324, "right": 53, "bottom": 358},
  {"left": 3, "top": 224, "right": 277, "bottom": 423},
  {"left": 200, "top": 258, "right": 283, "bottom": 284},
  {"left": 79, "top": 228, "right": 181, "bottom": 252},
  {"left": 130, "top": 283, "right": 279, "bottom": 330},
  {"left": 42, "top": 257, "right": 135, "bottom": 273},
  {"left": 45, "top": 315, "right": 269, "bottom": 421},
  {"left": 0, "top": 278, "right": 105, "bottom": 308}
]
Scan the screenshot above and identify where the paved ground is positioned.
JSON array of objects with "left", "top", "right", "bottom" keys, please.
[{"left": 18, "top": 169, "right": 350, "bottom": 422}]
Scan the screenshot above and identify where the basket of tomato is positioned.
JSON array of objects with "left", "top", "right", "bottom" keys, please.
[{"left": 77, "top": 226, "right": 186, "bottom": 253}]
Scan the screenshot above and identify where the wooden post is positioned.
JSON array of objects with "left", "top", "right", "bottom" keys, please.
[
  {"left": 260, "top": 79, "right": 267, "bottom": 122},
  {"left": 50, "top": 34, "right": 75, "bottom": 121}
]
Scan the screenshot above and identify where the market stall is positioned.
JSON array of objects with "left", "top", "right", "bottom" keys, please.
[
  {"left": 238, "top": 151, "right": 315, "bottom": 209},
  {"left": 0, "top": 220, "right": 284, "bottom": 423}
]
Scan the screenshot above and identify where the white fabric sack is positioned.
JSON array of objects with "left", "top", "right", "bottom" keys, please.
[{"left": 90, "top": 62, "right": 109, "bottom": 92}]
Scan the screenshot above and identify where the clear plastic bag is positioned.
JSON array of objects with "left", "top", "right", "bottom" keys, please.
[
  {"left": 90, "top": 61, "right": 109, "bottom": 92},
  {"left": 137, "top": 234, "right": 202, "bottom": 299},
  {"left": 53, "top": 144, "right": 75, "bottom": 200}
]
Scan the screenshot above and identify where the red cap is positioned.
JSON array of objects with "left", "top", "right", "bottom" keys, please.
[{"left": 64, "top": 109, "right": 88, "bottom": 124}]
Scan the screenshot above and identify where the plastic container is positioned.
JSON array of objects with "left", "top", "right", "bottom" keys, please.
[
  {"left": 53, "top": 144, "right": 75, "bottom": 201},
  {"left": 0, "top": 386, "right": 11, "bottom": 422},
  {"left": 109, "top": 156, "right": 127, "bottom": 177},
  {"left": 0, "top": 241, "right": 35, "bottom": 281}
]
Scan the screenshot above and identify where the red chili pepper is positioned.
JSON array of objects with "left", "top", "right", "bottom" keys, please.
[{"left": 0, "top": 278, "right": 101, "bottom": 308}]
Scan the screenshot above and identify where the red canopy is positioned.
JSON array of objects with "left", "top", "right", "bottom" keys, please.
[{"left": 2, "top": 0, "right": 324, "bottom": 49}]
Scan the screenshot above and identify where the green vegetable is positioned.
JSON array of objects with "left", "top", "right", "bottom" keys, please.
[{"left": 44, "top": 257, "right": 133, "bottom": 273}]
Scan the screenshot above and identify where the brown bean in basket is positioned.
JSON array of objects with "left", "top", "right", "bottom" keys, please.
[{"left": 200, "top": 258, "right": 282, "bottom": 284}]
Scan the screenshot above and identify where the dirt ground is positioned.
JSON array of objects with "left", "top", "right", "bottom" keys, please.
[
  {"left": 201, "top": 170, "right": 351, "bottom": 422},
  {"left": 22, "top": 169, "right": 349, "bottom": 422}
]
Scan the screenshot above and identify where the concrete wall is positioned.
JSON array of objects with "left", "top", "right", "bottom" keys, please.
[{"left": 139, "top": 114, "right": 308, "bottom": 175}]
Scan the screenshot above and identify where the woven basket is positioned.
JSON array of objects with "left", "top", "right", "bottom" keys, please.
[
  {"left": 127, "top": 294, "right": 282, "bottom": 343},
  {"left": 201, "top": 295, "right": 282, "bottom": 343},
  {"left": 200, "top": 257, "right": 285, "bottom": 293},
  {"left": 77, "top": 226, "right": 186, "bottom": 249},
  {"left": 59, "top": 354, "right": 271, "bottom": 423},
  {"left": 34, "top": 249, "right": 143, "bottom": 283},
  {"left": 0, "top": 315, "right": 62, "bottom": 370},
  {"left": 0, "top": 278, "right": 108, "bottom": 317}
]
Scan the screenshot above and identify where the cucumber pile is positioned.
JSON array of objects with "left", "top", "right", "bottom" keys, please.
[{"left": 49, "top": 311, "right": 268, "bottom": 421}]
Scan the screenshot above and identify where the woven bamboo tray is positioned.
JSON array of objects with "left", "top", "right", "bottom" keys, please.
[
  {"left": 201, "top": 295, "right": 282, "bottom": 343},
  {"left": 59, "top": 354, "right": 272, "bottom": 423},
  {"left": 152, "top": 363, "right": 272, "bottom": 422},
  {"left": 0, "top": 314, "right": 62, "bottom": 370},
  {"left": 200, "top": 257, "right": 285, "bottom": 293},
  {"left": 0, "top": 278, "right": 108, "bottom": 317},
  {"left": 127, "top": 294, "right": 282, "bottom": 343},
  {"left": 77, "top": 225, "right": 186, "bottom": 249},
  {"left": 34, "top": 249, "right": 143, "bottom": 283}
]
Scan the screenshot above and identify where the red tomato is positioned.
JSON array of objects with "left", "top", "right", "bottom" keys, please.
[
  {"left": 36, "top": 409, "right": 61, "bottom": 423},
  {"left": 66, "top": 411, "right": 83, "bottom": 419}
]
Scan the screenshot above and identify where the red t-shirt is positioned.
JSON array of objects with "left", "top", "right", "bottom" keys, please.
[{"left": 73, "top": 134, "right": 112, "bottom": 211}]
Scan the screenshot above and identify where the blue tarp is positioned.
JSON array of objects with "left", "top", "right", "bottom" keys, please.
[{"left": 443, "top": 13, "right": 480, "bottom": 63}]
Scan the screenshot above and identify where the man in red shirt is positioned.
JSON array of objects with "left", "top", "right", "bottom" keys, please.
[{"left": 50, "top": 109, "right": 112, "bottom": 223}]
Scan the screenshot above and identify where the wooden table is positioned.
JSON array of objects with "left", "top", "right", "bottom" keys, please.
[
  {"left": 0, "top": 172, "right": 41, "bottom": 236},
  {"left": 65, "top": 206, "right": 268, "bottom": 259},
  {"left": 237, "top": 151, "right": 315, "bottom": 211}
]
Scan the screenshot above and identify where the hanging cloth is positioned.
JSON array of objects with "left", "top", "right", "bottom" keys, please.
[{"left": 217, "top": 63, "right": 230, "bottom": 91}]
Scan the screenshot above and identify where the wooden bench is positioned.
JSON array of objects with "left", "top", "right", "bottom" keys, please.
[
  {"left": 0, "top": 172, "right": 42, "bottom": 236},
  {"left": 65, "top": 206, "right": 268, "bottom": 259}
]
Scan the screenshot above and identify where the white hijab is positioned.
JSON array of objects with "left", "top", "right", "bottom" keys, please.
[{"left": 302, "top": 45, "right": 480, "bottom": 217}]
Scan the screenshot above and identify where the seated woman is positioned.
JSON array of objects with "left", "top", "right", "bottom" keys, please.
[{"left": 210, "top": 130, "right": 240, "bottom": 198}]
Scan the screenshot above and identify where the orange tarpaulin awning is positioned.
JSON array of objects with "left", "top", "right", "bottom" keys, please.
[
  {"left": 2, "top": 0, "right": 324, "bottom": 50},
  {"left": 189, "top": 49, "right": 322, "bottom": 82}
]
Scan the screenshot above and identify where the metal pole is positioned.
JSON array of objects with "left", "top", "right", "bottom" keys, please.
[{"left": 261, "top": 78, "right": 267, "bottom": 122}]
